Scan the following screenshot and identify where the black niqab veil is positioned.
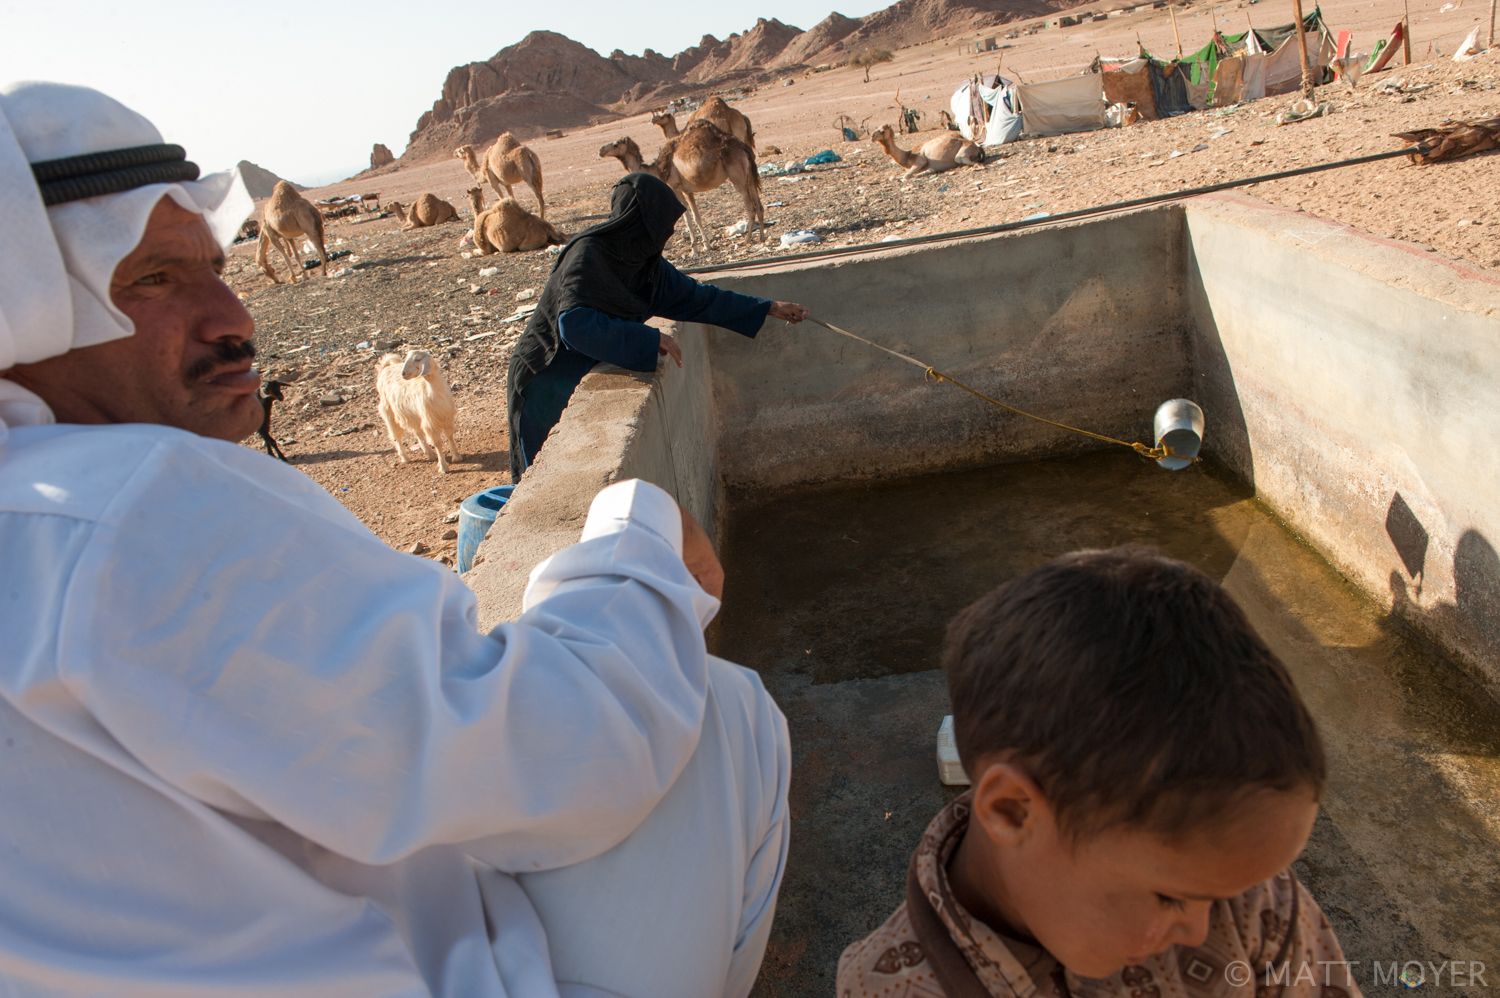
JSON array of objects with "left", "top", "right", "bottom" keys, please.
[
  {"left": 509, "top": 173, "right": 686, "bottom": 382},
  {"left": 506, "top": 173, "right": 687, "bottom": 479}
]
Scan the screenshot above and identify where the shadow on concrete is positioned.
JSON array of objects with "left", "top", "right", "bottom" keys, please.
[
  {"left": 1184, "top": 229, "right": 1256, "bottom": 490},
  {"left": 1385, "top": 493, "right": 1429, "bottom": 584}
]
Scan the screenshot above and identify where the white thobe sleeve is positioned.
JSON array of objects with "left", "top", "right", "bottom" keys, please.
[{"left": 56, "top": 439, "right": 719, "bottom": 871}]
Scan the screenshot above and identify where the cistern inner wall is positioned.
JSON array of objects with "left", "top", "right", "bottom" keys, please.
[{"left": 472, "top": 193, "right": 1500, "bottom": 694}]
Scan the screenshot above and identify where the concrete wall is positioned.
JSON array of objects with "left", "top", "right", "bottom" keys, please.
[
  {"left": 1186, "top": 193, "right": 1500, "bottom": 691},
  {"left": 696, "top": 207, "right": 1195, "bottom": 488},
  {"left": 467, "top": 322, "right": 718, "bottom": 630}
]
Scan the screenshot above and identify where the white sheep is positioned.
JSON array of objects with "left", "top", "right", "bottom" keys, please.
[{"left": 376, "top": 349, "right": 459, "bottom": 473}]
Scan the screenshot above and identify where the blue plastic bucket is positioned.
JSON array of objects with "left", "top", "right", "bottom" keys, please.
[{"left": 457, "top": 485, "right": 515, "bottom": 573}]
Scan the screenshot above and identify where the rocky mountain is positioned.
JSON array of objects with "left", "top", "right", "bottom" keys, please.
[
  {"left": 771, "top": 12, "right": 864, "bottom": 68},
  {"left": 683, "top": 18, "right": 804, "bottom": 83},
  {"left": 398, "top": 0, "right": 1080, "bottom": 162},
  {"left": 236, "top": 160, "right": 303, "bottom": 199}
]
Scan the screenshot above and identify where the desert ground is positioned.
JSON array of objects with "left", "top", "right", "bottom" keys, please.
[{"left": 225, "top": 0, "right": 1497, "bottom": 563}]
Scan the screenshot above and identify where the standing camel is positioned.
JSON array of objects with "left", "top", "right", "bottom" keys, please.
[
  {"left": 465, "top": 186, "right": 564, "bottom": 254},
  {"left": 389, "top": 193, "right": 461, "bottom": 230},
  {"left": 454, "top": 133, "right": 546, "bottom": 218},
  {"left": 599, "top": 121, "right": 763, "bottom": 254},
  {"left": 870, "top": 124, "right": 983, "bottom": 178},
  {"left": 256, "top": 181, "right": 328, "bottom": 284},
  {"left": 650, "top": 97, "right": 756, "bottom": 150}
]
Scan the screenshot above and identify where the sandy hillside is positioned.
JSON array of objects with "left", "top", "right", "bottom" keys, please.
[{"left": 227, "top": 0, "right": 1498, "bottom": 565}]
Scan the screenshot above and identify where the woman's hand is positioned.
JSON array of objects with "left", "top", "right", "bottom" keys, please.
[
  {"left": 769, "top": 301, "right": 810, "bottom": 324},
  {"left": 658, "top": 332, "right": 683, "bottom": 368}
]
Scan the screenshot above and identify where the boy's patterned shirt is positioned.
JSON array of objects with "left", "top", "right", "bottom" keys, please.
[{"left": 836, "top": 793, "right": 1361, "bottom": 998}]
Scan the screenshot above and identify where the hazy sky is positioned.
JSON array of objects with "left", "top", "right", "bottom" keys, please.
[{"left": 3, "top": 0, "right": 890, "bottom": 185}]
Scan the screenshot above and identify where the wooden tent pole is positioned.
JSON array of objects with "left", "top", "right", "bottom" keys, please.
[
  {"left": 1292, "top": 0, "right": 1315, "bottom": 95},
  {"left": 1170, "top": 5, "right": 1184, "bottom": 56},
  {"left": 1403, "top": 0, "right": 1414, "bottom": 63},
  {"left": 1486, "top": 0, "right": 1494, "bottom": 48}
]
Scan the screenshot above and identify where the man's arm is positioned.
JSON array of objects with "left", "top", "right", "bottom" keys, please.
[{"left": 58, "top": 441, "right": 720, "bottom": 871}]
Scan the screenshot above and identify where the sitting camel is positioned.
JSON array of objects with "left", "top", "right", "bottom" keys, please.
[
  {"left": 465, "top": 186, "right": 564, "bottom": 254},
  {"left": 454, "top": 133, "right": 546, "bottom": 218},
  {"left": 256, "top": 180, "right": 328, "bottom": 284},
  {"left": 651, "top": 97, "right": 756, "bottom": 150},
  {"left": 389, "top": 193, "right": 461, "bottom": 230},
  {"left": 599, "top": 120, "right": 763, "bottom": 254},
  {"left": 871, "top": 124, "right": 984, "bottom": 178}
]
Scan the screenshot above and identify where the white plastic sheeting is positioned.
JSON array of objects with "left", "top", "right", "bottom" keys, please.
[
  {"left": 950, "top": 77, "right": 1024, "bottom": 145},
  {"left": 1015, "top": 75, "right": 1108, "bottom": 135}
]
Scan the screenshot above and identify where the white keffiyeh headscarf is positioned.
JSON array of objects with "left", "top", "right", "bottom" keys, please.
[{"left": 0, "top": 81, "right": 253, "bottom": 436}]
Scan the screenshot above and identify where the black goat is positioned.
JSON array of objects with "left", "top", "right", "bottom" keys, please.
[{"left": 257, "top": 380, "right": 289, "bottom": 461}]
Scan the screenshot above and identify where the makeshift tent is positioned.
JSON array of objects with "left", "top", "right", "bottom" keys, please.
[
  {"left": 1015, "top": 75, "right": 1108, "bottom": 135},
  {"left": 1102, "top": 57, "right": 1159, "bottom": 120},
  {"left": 950, "top": 75, "right": 1024, "bottom": 145},
  {"left": 1139, "top": 7, "right": 1334, "bottom": 111}
]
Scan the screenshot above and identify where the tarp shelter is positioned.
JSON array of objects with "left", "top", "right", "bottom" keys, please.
[
  {"left": 950, "top": 75, "right": 1024, "bottom": 145},
  {"left": 1015, "top": 74, "right": 1107, "bottom": 135},
  {"left": 1102, "top": 57, "right": 1159, "bottom": 119},
  {"left": 1138, "top": 8, "right": 1334, "bottom": 113}
]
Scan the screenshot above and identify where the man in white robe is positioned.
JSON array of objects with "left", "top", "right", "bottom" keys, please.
[{"left": 0, "top": 80, "right": 790, "bottom": 998}]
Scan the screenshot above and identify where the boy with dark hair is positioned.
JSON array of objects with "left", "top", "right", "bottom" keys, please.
[{"left": 838, "top": 547, "right": 1360, "bottom": 998}]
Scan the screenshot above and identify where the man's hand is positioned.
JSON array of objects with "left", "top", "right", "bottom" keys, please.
[
  {"left": 769, "top": 301, "right": 810, "bottom": 324},
  {"left": 679, "top": 503, "right": 724, "bottom": 600},
  {"left": 658, "top": 332, "right": 684, "bottom": 368}
]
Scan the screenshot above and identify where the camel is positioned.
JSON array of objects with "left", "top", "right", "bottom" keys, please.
[
  {"left": 466, "top": 186, "right": 565, "bottom": 254},
  {"left": 598, "top": 121, "right": 763, "bottom": 255},
  {"left": 650, "top": 97, "right": 755, "bottom": 150},
  {"left": 256, "top": 180, "right": 328, "bottom": 284},
  {"left": 871, "top": 124, "right": 984, "bottom": 178},
  {"left": 454, "top": 133, "right": 546, "bottom": 218},
  {"left": 389, "top": 193, "right": 461, "bottom": 230}
]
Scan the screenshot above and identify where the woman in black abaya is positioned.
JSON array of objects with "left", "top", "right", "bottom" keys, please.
[{"left": 506, "top": 173, "right": 808, "bottom": 481}]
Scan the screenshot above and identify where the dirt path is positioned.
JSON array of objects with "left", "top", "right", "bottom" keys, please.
[{"left": 228, "top": 0, "right": 1496, "bottom": 562}]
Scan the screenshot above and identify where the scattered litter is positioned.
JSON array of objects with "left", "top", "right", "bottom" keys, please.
[
  {"left": 469, "top": 284, "right": 481, "bottom": 293},
  {"left": 545, "top": 245, "right": 563, "bottom": 256},
  {"left": 804, "top": 149, "right": 841, "bottom": 166},
  {"left": 444, "top": 510, "right": 461, "bottom": 524},
  {"left": 766, "top": 201, "right": 786, "bottom": 207},
  {"left": 758, "top": 162, "right": 786, "bottom": 176},
  {"left": 301, "top": 240, "right": 316, "bottom": 254},
  {"left": 461, "top": 251, "right": 474, "bottom": 259},
  {"left": 330, "top": 267, "right": 355, "bottom": 278},
  {"left": 1210, "top": 129, "right": 1233, "bottom": 138},
  {"left": 355, "top": 341, "right": 370, "bottom": 349},
  {"left": 516, "top": 288, "right": 536, "bottom": 300},
  {"left": 777, "top": 175, "right": 809, "bottom": 183},
  {"left": 882, "top": 235, "right": 903, "bottom": 242},
  {"left": 465, "top": 330, "right": 497, "bottom": 341},
  {"left": 1023, "top": 212, "right": 1051, "bottom": 220},
  {"left": 479, "top": 267, "right": 499, "bottom": 277},
  {"left": 784, "top": 161, "right": 804, "bottom": 175},
  {"left": 780, "top": 230, "right": 821, "bottom": 247},
  {"left": 1169, "top": 150, "right": 1185, "bottom": 158},
  {"left": 1191, "top": 144, "right": 1209, "bottom": 152},
  {"left": 1451, "top": 25, "right": 1485, "bottom": 61},
  {"left": 1276, "top": 99, "right": 1333, "bottom": 125},
  {"left": 725, "top": 220, "right": 751, "bottom": 236}
]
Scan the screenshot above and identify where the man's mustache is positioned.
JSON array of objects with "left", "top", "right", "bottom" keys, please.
[{"left": 185, "top": 340, "right": 256, "bottom": 385}]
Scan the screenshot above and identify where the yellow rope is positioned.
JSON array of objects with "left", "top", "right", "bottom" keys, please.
[{"left": 808, "top": 317, "right": 1196, "bottom": 465}]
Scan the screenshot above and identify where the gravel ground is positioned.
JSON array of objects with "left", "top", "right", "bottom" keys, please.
[{"left": 226, "top": 47, "right": 1497, "bottom": 563}]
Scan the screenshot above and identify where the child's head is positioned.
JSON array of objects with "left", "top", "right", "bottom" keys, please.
[{"left": 942, "top": 546, "right": 1324, "bottom": 978}]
